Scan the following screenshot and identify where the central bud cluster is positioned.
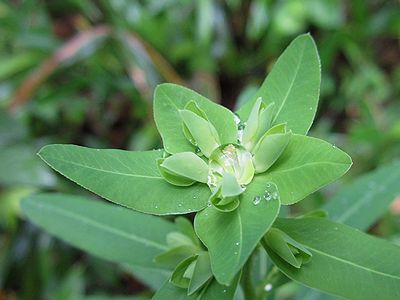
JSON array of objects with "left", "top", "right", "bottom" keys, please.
[
  {"left": 208, "top": 144, "right": 254, "bottom": 188},
  {"left": 158, "top": 98, "right": 292, "bottom": 212}
]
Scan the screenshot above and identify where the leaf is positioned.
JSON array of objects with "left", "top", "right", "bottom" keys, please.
[
  {"left": 270, "top": 217, "right": 400, "bottom": 300},
  {"left": 154, "top": 83, "right": 237, "bottom": 154},
  {"left": 158, "top": 152, "right": 209, "bottom": 186},
  {"left": 257, "top": 134, "right": 352, "bottom": 205},
  {"left": 188, "top": 252, "right": 213, "bottom": 295},
  {"left": 262, "top": 228, "right": 312, "bottom": 268},
  {"left": 152, "top": 273, "right": 240, "bottom": 300},
  {"left": 252, "top": 130, "right": 291, "bottom": 174},
  {"left": 21, "top": 193, "right": 175, "bottom": 270},
  {"left": 236, "top": 34, "right": 321, "bottom": 135},
  {"left": 324, "top": 161, "right": 400, "bottom": 230},
  {"left": 123, "top": 264, "right": 170, "bottom": 291},
  {"left": 179, "top": 110, "right": 220, "bottom": 157},
  {"left": 195, "top": 177, "right": 280, "bottom": 285},
  {"left": 38, "top": 145, "right": 210, "bottom": 215}
]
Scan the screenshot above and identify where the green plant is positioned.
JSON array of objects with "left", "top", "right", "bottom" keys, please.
[{"left": 21, "top": 35, "right": 400, "bottom": 300}]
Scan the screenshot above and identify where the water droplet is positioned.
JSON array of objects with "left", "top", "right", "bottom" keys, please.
[
  {"left": 193, "top": 195, "right": 197, "bottom": 199},
  {"left": 222, "top": 289, "right": 227, "bottom": 293},
  {"left": 264, "top": 283, "right": 273, "bottom": 292},
  {"left": 188, "top": 208, "right": 192, "bottom": 212},
  {"left": 253, "top": 196, "right": 261, "bottom": 205},
  {"left": 264, "top": 192, "right": 272, "bottom": 201},
  {"left": 195, "top": 147, "right": 202, "bottom": 154},
  {"left": 332, "top": 144, "right": 337, "bottom": 148},
  {"left": 155, "top": 205, "right": 158, "bottom": 209},
  {"left": 233, "top": 113, "right": 241, "bottom": 125},
  {"left": 309, "top": 107, "right": 313, "bottom": 110},
  {"left": 178, "top": 203, "right": 182, "bottom": 207},
  {"left": 207, "top": 202, "right": 212, "bottom": 207},
  {"left": 234, "top": 251, "right": 238, "bottom": 255},
  {"left": 272, "top": 191, "right": 278, "bottom": 200},
  {"left": 235, "top": 242, "right": 240, "bottom": 246},
  {"left": 266, "top": 183, "right": 271, "bottom": 188}
]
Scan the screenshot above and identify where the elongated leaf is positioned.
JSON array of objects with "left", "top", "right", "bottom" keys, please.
[
  {"left": 258, "top": 134, "right": 351, "bottom": 205},
  {"left": 123, "top": 264, "right": 170, "bottom": 291},
  {"left": 271, "top": 217, "right": 400, "bottom": 300},
  {"left": 195, "top": 178, "right": 280, "bottom": 285},
  {"left": 237, "top": 34, "right": 320, "bottom": 135},
  {"left": 154, "top": 83, "right": 237, "bottom": 154},
  {"left": 324, "top": 161, "right": 400, "bottom": 230},
  {"left": 21, "top": 193, "right": 175, "bottom": 270},
  {"left": 38, "top": 145, "right": 210, "bottom": 215}
]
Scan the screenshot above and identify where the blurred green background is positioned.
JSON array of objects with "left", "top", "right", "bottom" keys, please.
[{"left": 0, "top": 0, "right": 399, "bottom": 299}]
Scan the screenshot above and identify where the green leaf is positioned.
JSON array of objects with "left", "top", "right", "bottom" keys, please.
[
  {"left": 124, "top": 264, "right": 170, "bottom": 291},
  {"left": 209, "top": 173, "right": 242, "bottom": 212},
  {"left": 241, "top": 98, "right": 274, "bottom": 151},
  {"left": 324, "top": 161, "right": 400, "bottom": 230},
  {"left": 271, "top": 217, "right": 400, "bottom": 300},
  {"left": 262, "top": 228, "right": 312, "bottom": 268},
  {"left": 171, "top": 256, "right": 198, "bottom": 288},
  {"left": 158, "top": 152, "right": 209, "bottom": 186},
  {"left": 195, "top": 177, "right": 280, "bottom": 285},
  {"left": 38, "top": 145, "right": 210, "bottom": 215},
  {"left": 257, "top": 134, "right": 352, "bottom": 205},
  {"left": 154, "top": 83, "right": 237, "bottom": 154},
  {"left": 188, "top": 252, "right": 213, "bottom": 295},
  {"left": 21, "top": 193, "right": 175, "bottom": 270},
  {"left": 236, "top": 34, "right": 321, "bottom": 135},
  {"left": 154, "top": 245, "right": 198, "bottom": 270},
  {"left": 179, "top": 110, "right": 220, "bottom": 157},
  {"left": 252, "top": 130, "right": 291, "bottom": 174},
  {"left": 153, "top": 273, "right": 240, "bottom": 300}
]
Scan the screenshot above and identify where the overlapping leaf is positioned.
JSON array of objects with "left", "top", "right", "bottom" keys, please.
[
  {"left": 195, "top": 179, "right": 280, "bottom": 285},
  {"left": 154, "top": 83, "right": 237, "bottom": 154},
  {"left": 21, "top": 193, "right": 175, "bottom": 269},
  {"left": 237, "top": 34, "right": 321, "bottom": 135},
  {"left": 38, "top": 145, "right": 210, "bottom": 215},
  {"left": 258, "top": 134, "right": 352, "bottom": 205},
  {"left": 270, "top": 217, "right": 400, "bottom": 300}
]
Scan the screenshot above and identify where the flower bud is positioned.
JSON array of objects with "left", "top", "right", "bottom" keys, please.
[{"left": 241, "top": 97, "right": 275, "bottom": 151}]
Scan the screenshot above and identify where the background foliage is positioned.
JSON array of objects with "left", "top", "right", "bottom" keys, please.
[{"left": 0, "top": 0, "right": 399, "bottom": 299}]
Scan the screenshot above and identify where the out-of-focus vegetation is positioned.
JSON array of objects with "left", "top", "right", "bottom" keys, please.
[{"left": 0, "top": 0, "right": 399, "bottom": 299}]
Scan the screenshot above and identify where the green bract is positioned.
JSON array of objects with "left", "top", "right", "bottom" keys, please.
[{"left": 24, "top": 34, "right": 400, "bottom": 300}]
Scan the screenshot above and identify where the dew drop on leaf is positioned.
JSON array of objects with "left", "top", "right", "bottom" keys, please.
[
  {"left": 264, "top": 192, "right": 272, "bottom": 201},
  {"left": 264, "top": 284, "right": 273, "bottom": 292},
  {"left": 253, "top": 196, "right": 261, "bottom": 205},
  {"left": 233, "top": 113, "right": 241, "bottom": 125}
]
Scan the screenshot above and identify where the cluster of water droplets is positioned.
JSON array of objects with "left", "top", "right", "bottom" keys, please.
[{"left": 252, "top": 182, "right": 279, "bottom": 205}]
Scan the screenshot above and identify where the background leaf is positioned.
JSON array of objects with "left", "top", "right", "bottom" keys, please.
[
  {"left": 236, "top": 34, "right": 321, "bottom": 135},
  {"left": 38, "top": 145, "right": 210, "bottom": 215},
  {"left": 195, "top": 177, "right": 280, "bottom": 285},
  {"left": 154, "top": 83, "right": 237, "bottom": 154},
  {"left": 21, "top": 193, "right": 175, "bottom": 270},
  {"left": 258, "top": 134, "right": 352, "bottom": 205},
  {"left": 324, "top": 161, "right": 400, "bottom": 230},
  {"left": 271, "top": 217, "right": 400, "bottom": 300}
]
